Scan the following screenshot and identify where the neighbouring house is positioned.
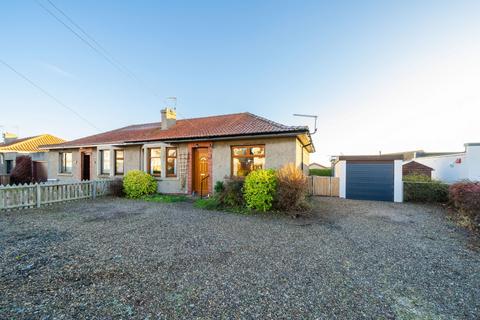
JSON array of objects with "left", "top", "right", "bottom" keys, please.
[
  {"left": 402, "top": 161, "right": 434, "bottom": 178},
  {"left": 0, "top": 133, "right": 65, "bottom": 183},
  {"left": 392, "top": 143, "right": 480, "bottom": 183},
  {"left": 42, "top": 109, "right": 314, "bottom": 195},
  {"left": 309, "top": 162, "right": 328, "bottom": 170}
]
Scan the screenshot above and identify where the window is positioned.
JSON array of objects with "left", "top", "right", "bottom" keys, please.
[
  {"left": 231, "top": 145, "right": 265, "bottom": 177},
  {"left": 59, "top": 152, "right": 72, "bottom": 174},
  {"left": 115, "top": 150, "right": 124, "bottom": 175},
  {"left": 148, "top": 148, "right": 161, "bottom": 176},
  {"left": 100, "top": 150, "right": 111, "bottom": 175},
  {"left": 166, "top": 147, "right": 177, "bottom": 177}
]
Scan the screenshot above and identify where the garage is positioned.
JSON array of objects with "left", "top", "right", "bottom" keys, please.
[{"left": 334, "top": 155, "right": 403, "bottom": 202}]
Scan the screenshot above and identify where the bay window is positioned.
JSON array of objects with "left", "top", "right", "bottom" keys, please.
[
  {"left": 166, "top": 147, "right": 177, "bottom": 177},
  {"left": 148, "top": 148, "right": 161, "bottom": 176}
]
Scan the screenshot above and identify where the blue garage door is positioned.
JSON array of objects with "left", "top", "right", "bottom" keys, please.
[{"left": 346, "top": 162, "right": 394, "bottom": 201}]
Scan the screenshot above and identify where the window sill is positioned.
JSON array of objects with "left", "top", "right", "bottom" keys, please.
[
  {"left": 163, "top": 176, "right": 179, "bottom": 181},
  {"left": 58, "top": 173, "right": 73, "bottom": 177}
]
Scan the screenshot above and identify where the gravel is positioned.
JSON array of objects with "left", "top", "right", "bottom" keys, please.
[{"left": 1, "top": 197, "right": 479, "bottom": 319}]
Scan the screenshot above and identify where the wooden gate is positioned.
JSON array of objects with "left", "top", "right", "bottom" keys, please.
[{"left": 308, "top": 176, "right": 339, "bottom": 197}]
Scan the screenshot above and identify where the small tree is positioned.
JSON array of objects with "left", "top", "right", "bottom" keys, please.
[{"left": 10, "top": 156, "right": 33, "bottom": 185}]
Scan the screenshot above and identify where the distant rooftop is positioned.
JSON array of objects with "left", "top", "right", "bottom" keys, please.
[{"left": 0, "top": 134, "right": 65, "bottom": 153}]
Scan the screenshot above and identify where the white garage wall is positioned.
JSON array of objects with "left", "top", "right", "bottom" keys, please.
[
  {"left": 394, "top": 160, "right": 403, "bottom": 203},
  {"left": 334, "top": 160, "right": 346, "bottom": 198},
  {"left": 414, "top": 153, "right": 467, "bottom": 183}
]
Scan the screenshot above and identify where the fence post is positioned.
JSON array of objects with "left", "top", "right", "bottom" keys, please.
[
  {"left": 36, "top": 183, "right": 41, "bottom": 208},
  {"left": 92, "top": 180, "right": 97, "bottom": 199}
]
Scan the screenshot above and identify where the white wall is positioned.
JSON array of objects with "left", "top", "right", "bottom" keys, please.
[
  {"left": 414, "top": 153, "right": 467, "bottom": 183},
  {"left": 465, "top": 144, "right": 480, "bottom": 181},
  {"left": 334, "top": 160, "right": 346, "bottom": 198},
  {"left": 394, "top": 160, "right": 403, "bottom": 203}
]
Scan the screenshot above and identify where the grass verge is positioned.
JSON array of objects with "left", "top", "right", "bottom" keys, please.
[
  {"left": 194, "top": 197, "right": 251, "bottom": 214},
  {"left": 142, "top": 194, "right": 189, "bottom": 203}
]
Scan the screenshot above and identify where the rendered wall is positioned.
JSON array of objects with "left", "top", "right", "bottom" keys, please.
[
  {"left": 414, "top": 154, "right": 467, "bottom": 183},
  {"left": 211, "top": 136, "right": 298, "bottom": 185},
  {"left": 465, "top": 145, "right": 480, "bottom": 182},
  {"left": 334, "top": 160, "right": 347, "bottom": 198}
]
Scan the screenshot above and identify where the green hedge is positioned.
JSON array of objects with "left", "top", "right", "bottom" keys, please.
[
  {"left": 404, "top": 181, "right": 449, "bottom": 203},
  {"left": 123, "top": 170, "right": 157, "bottom": 199},
  {"left": 244, "top": 169, "right": 277, "bottom": 212},
  {"left": 309, "top": 168, "right": 332, "bottom": 176}
]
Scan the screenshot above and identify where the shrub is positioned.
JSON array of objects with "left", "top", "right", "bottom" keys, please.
[
  {"left": 449, "top": 181, "right": 480, "bottom": 221},
  {"left": 243, "top": 169, "right": 277, "bottom": 212},
  {"left": 110, "top": 178, "right": 125, "bottom": 197},
  {"left": 309, "top": 168, "right": 332, "bottom": 176},
  {"left": 10, "top": 156, "right": 33, "bottom": 185},
  {"left": 217, "top": 177, "right": 245, "bottom": 208},
  {"left": 403, "top": 174, "right": 431, "bottom": 182},
  {"left": 403, "top": 181, "right": 449, "bottom": 203},
  {"left": 214, "top": 181, "right": 225, "bottom": 194},
  {"left": 122, "top": 170, "right": 157, "bottom": 199},
  {"left": 275, "top": 163, "right": 309, "bottom": 215}
]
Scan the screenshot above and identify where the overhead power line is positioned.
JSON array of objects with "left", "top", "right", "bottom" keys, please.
[
  {"left": 37, "top": 0, "right": 201, "bottom": 130},
  {"left": 0, "top": 59, "right": 100, "bottom": 130},
  {"left": 36, "top": 0, "right": 162, "bottom": 100}
]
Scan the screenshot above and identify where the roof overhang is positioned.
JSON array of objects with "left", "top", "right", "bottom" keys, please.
[
  {"left": 333, "top": 154, "right": 404, "bottom": 163},
  {"left": 42, "top": 130, "right": 313, "bottom": 150}
]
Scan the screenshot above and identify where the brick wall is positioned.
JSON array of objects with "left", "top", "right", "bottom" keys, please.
[{"left": 403, "top": 161, "right": 433, "bottom": 178}]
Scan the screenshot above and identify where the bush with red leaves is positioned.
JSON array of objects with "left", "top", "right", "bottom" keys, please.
[
  {"left": 10, "top": 156, "right": 33, "bottom": 185},
  {"left": 449, "top": 181, "right": 480, "bottom": 214},
  {"left": 449, "top": 181, "right": 480, "bottom": 230}
]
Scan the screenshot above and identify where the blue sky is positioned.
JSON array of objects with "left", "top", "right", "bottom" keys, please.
[{"left": 1, "top": 0, "right": 479, "bottom": 164}]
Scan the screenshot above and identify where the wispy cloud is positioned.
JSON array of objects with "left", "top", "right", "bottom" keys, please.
[{"left": 41, "top": 62, "right": 76, "bottom": 79}]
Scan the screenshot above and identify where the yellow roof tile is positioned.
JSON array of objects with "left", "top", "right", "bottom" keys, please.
[{"left": 0, "top": 134, "right": 65, "bottom": 153}]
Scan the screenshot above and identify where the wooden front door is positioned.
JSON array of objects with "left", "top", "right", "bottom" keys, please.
[{"left": 193, "top": 148, "right": 209, "bottom": 196}]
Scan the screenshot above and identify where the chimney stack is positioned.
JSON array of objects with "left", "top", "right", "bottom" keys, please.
[
  {"left": 2, "top": 132, "right": 18, "bottom": 144},
  {"left": 161, "top": 108, "right": 177, "bottom": 130}
]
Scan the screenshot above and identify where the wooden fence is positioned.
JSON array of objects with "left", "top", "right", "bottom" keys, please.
[
  {"left": 0, "top": 175, "right": 10, "bottom": 186},
  {"left": 308, "top": 176, "right": 340, "bottom": 197},
  {"left": 0, "top": 180, "right": 113, "bottom": 211}
]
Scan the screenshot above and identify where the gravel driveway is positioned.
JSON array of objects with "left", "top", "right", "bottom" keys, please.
[{"left": 1, "top": 197, "right": 479, "bottom": 319}]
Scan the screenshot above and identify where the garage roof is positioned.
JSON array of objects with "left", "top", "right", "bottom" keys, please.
[{"left": 336, "top": 155, "right": 404, "bottom": 161}]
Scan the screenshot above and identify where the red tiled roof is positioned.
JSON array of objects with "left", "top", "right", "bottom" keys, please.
[{"left": 45, "top": 112, "right": 309, "bottom": 149}]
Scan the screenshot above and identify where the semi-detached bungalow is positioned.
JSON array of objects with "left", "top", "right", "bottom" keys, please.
[{"left": 42, "top": 109, "right": 314, "bottom": 195}]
